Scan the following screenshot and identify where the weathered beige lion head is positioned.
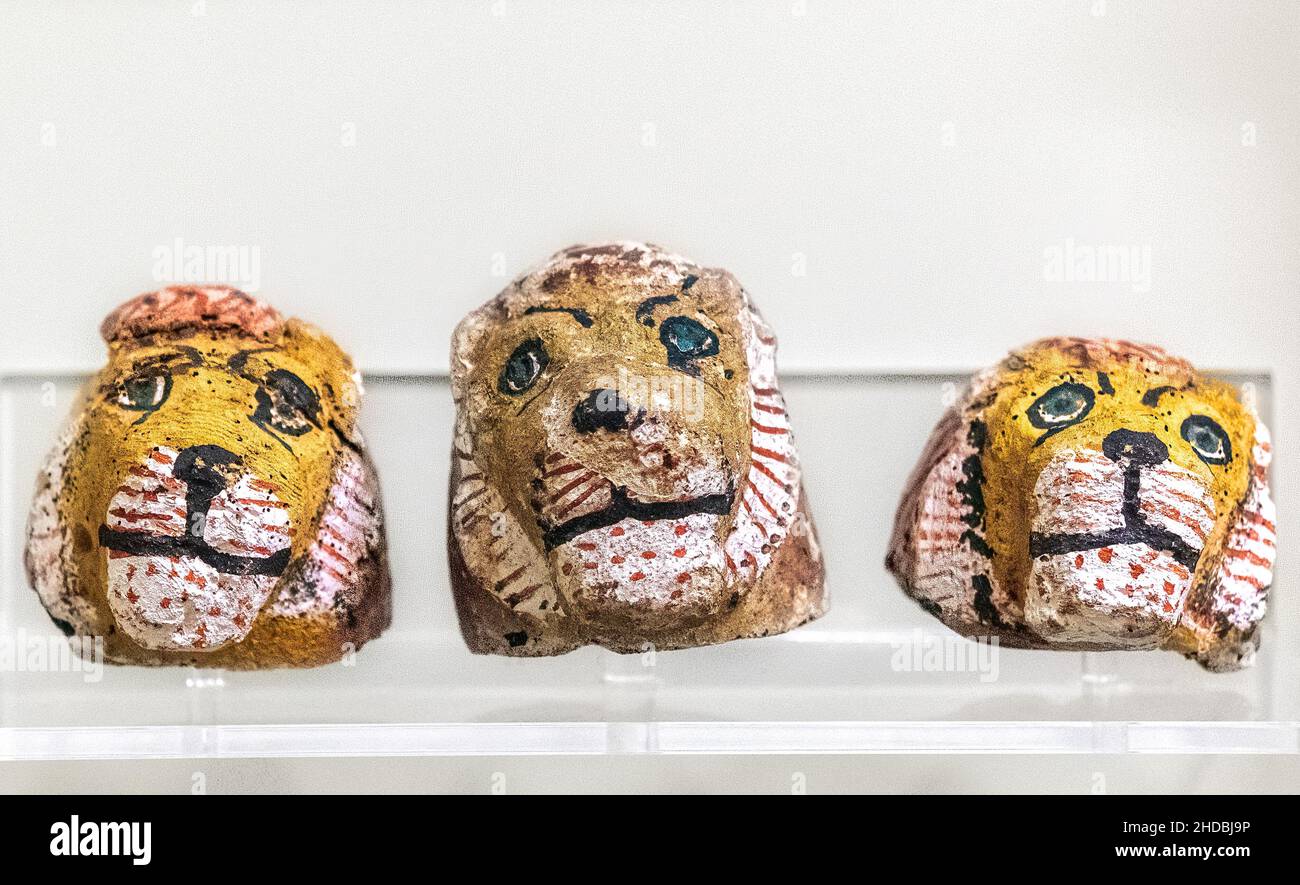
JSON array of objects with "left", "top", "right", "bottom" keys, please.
[
  {"left": 25, "top": 286, "right": 391, "bottom": 668},
  {"left": 449, "top": 242, "right": 826, "bottom": 654},
  {"left": 887, "top": 337, "right": 1275, "bottom": 671}
]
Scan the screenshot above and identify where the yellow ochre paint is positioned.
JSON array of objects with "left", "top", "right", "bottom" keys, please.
[
  {"left": 979, "top": 341, "right": 1254, "bottom": 613},
  {"left": 34, "top": 291, "right": 382, "bottom": 668}
]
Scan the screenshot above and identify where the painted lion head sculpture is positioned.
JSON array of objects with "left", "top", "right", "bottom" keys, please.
[
  {"left": 887, "top": 337, "right": 1275, "bottom": 671},
  {"left": 25, "top": 285, "right": 391, "bottom": 668},
  {"left": 449, "top": 242, "right": 826, "bottom": 655}
]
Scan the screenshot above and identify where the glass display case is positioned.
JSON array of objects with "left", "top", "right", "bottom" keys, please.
[{"left": 3, "top": 370, "right": 1290, "bottom": 760}]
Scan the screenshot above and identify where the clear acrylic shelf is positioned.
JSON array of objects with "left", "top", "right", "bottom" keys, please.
[
  {"left": 3, "top": 721, "right": 1299, "bottom": 761},
  {"left": 1, "top": 372, "right": 1293, "bottom": 759}
]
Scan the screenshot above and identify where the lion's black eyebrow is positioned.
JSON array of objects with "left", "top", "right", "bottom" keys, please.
[
  {"left": 1097, "top": 372, "right": 1114, "bottom": 396},
  {"left": 1141, "top": 385, "right": 1179, "bottom": 407},
  {"left": 635, "top": 294, "right": 678, "bottom": 327},
  {"left": 523, "top": 305, "right": 592, "bottom": 328},
  {"left": 228, "top": 347, "right": 275, "bottom": 375},
  {"left": 132, "top": 347, "right": 204, "bottom": 373}
]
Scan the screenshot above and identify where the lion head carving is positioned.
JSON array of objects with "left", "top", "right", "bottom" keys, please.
[
  {"left": 887, "top": 337, "right": 1275, "bottom": 671},
  {"left": 25, "top": 285, "right": 391, "bottom": 668},
  {"left": 449, "top": 242, "right": 826, "bottom": 654}
]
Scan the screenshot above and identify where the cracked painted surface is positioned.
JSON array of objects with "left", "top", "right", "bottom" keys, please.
[
  {"left": 887, "top": 337, "right": 1274, "bottom": 671},
  {"left": 449, "top": 242, "right": 826, "bottom": 655},
  {"left": 24, "top": 285, "right": 391, "bottom": 668}
]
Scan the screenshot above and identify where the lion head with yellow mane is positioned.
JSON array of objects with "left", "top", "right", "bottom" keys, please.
[
  {"left": 25, "top": 286, "right": 391, "bottom": 668},
  {"left": 888, "top": 337, "right": 1274, "bottom": 671}
]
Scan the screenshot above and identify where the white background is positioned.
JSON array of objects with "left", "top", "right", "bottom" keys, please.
[
  {"left": 0, "top": 0, "right": 1297, "bottom": 792},
  {"left": 1, "top": 0, "right": 1296, "bottom": 376}
]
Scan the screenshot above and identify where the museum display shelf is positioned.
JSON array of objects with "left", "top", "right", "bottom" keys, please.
[{"left": 2, "top": 372, "right": 1292, "bottom": 760}]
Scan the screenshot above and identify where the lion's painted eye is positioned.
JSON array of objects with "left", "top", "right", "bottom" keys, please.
[
  {"left": 1181, "top": 415, "right": 1232, "bottom": 465},
  {"left": 116, "top": 372, "right": 171, "bottom": 415},
  {"left": 255, "top": 369, "right": 321, "bottom": 436},
  {"left": 1027, "top": 382, "right": 1094, "bottom": 430},
  {"left": 660, "top": 316, "right": 719, "bottom": 366},
  {"left": 499, "top": 338, "right": 549, "bottom": 395}
]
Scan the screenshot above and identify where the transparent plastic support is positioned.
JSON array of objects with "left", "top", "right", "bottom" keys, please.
[
  {"left": 602, "top": 650, "right": 660, "bottom": 752},
  {"left": 0, "top": 371, "right": 1293, "bottom": 760}
]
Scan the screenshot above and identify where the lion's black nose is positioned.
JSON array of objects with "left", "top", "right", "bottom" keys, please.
[
  {"left": 572, "top": 389, "right": 635, "bottom": 434},
  {"left": 1102, "top": 429, "right": 1168, "bottom": 466},
  {"left": 173, "top": 445, "right": 243, "bottom": 511}
]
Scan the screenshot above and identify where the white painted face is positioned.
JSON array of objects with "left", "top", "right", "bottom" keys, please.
[
  {"left": 1024, "top": 447, "right": 1215, "bottom": 646},
  {"left": 101, "top": 446, "right": 291, "bottom": 650},
  {"left": 513, "top": 299, "right": 801, "bottom": 632},
  {"left": 537, "top": 388, "right": 737, "bottom": 626}
]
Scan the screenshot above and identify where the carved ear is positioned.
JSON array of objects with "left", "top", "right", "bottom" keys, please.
[
  {"left": 447, "top": 406, "right": 559, "bottom": 626},
  {"left": 885, "top": 406, "right": 985, "bottom": 625},
  {"left": 26, "top": 422, "right": 97, "bottom": 636},
  {"left": 721, "top": 291, "right": 802, "bottom": 586},
  {"left": 1187, "top": 414, "right": 1276, "bottom": 671},
  {"left": 101, "top": 286, "right": 284, "bottom": 344},
  {"left": 447, "top": 299, "right": 563, "bottom": 650},
  {"left": 885, "top": 365, "right": 1024, "bottom": 640},
  {"left": 259, "top": 319, "right": 383, "bottom": 630},
  {"left": 450, "top": 304, "right": 500, "bottom": 403},
  {"left": 270, "top": 448, "right": 390, "bottom": 636}
]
